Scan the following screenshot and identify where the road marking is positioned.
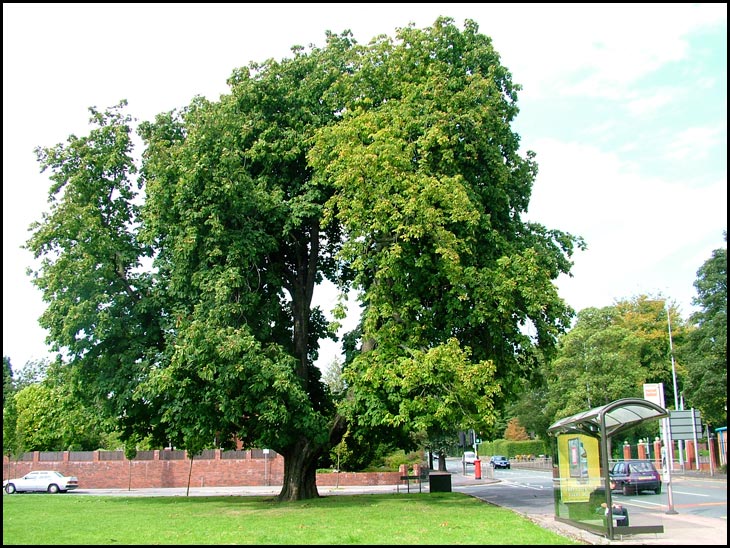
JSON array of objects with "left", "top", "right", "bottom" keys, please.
[
  {"left": 622, "top": 499, "right": 726, "bottom": 511},
  {"left": 490, "top": 479, "right": 547, "bottom": 490},
  {"left": 622, "top": 499, "right": 665, "bottom": 509}
]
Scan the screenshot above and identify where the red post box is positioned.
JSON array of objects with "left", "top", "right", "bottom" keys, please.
[{"left": 474, "top": 459, "right": 481, "bottom": 480}]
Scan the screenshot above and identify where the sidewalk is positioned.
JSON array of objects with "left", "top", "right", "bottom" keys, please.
[
  {"left": 449, "top": 469, "right": 727, "bottom": 545},
  {"left": 523, "top": 508, "right": 728, "bottom": 546}
]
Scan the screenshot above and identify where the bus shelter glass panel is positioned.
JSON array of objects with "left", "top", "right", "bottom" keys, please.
[
  {"left": 553, "top": 434, "right": 610, "bottom": 534},
  {"left": 553, "top": 434, "right": 665, "bottom": 539}
]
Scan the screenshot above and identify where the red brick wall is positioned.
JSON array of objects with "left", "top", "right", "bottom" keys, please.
[{"left": 3, "top": 450, "right": 401, "bottom": 489}]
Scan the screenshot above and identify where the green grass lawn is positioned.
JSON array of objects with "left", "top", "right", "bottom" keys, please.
[{"left": 2, "top": 491, "right": 580, "bottom": 545}]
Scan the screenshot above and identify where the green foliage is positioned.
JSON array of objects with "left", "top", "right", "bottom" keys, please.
[
  {"left": 325, "top": 429, "right": 426, "bottom": 472},
  {"left": 679, "top": 232, "right": 727, "bottom": 428},
  {"left": 26, "top": 102, "right": 167, "bottom": 447},
  {"left": 3, "top": 356, "right": 19, "bottom": 456},
  {"left": 423, "top": 429, "right": 460, "bottom": 459},
  {"left": 505, "top": 380, "right": 553, "bottom": 442},
  {"left": 3, "top": 394, "right": 19, "bottom": 457},
  {"left": 310, "top": 19, "right": 583, "bottom": 453},
  {"left": 326, "top": 437, "right": 352, "bottom": 471},
  {"left": 10, "top": 361, "right": 115, "bottom": 451},
  {"left": 330, "top": 436, "right": 400, "bottom": 472},
  {"left": 510, "top": 296, "right": 691, "bottom": 439},
  {"left": 380, "top": 449, "right": 425, "bottom": 472},
  {"left": 2, "top": 356, "right": 13, "bottom": 407},
  {"left": 322, "top": 356, "right": 346, "bottom": 397},
  {"left": 479, "top": 439, "right": 547, "bottom": 458}
]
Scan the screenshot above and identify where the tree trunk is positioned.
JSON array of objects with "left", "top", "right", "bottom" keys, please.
[
  {"left": 274, "top": 411, "right": 348, "bottom": 501},
  {"left": 277, "top": 223, "right": 350, "bottom": 502},
  {"left": 277, "top": 439, "right": 322, "bottom": 501},
  {"left": 438, "top": 450, "right": 448, "bottom": 472}
]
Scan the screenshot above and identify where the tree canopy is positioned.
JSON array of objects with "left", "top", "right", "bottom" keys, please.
[
  {"left": 511, "top": 295, "right": 693, "bottom": 442},
  {"left": 3, "top": 358, "right": 114, "bottom": 455},
  {"left": 680, "top": 231, "right": 727, "bottom": 428},
  {"left": 24, "top": 17, "right": 583, "bottom": 500}
]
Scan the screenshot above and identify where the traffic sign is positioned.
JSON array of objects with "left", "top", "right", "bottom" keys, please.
[{"left": 669, "top": 409, "right": 702, "bottom": 440}]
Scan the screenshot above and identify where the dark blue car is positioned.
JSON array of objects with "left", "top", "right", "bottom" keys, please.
[
  {"left": 609, "top": 460, "right": 662, "bottom": 495},
  {"left": 490, "top": 455, "right": 510, "bottom": 469}
]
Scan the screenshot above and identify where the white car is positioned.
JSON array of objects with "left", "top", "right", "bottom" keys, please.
[
  {"left": 3, "top": 470, "right": 79, "bottom": 494},
  {"left": 463, "top": 451, "right": 477, "bottom": 465}
]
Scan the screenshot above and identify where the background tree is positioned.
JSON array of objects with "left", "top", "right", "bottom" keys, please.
[
  {"left": 514, "top": 296, "right": 689, "bottom": 441},
  {"left": 504, "top": 418, "right": 529, "bottom": 441},
  {"left": 10, "top": 358, "right": 50, "bottom": 390},
  {"left": 10, "top": 359, "right": 114, "bottom": 451},
  {"left": 25, "top": 18, "right": 582, "bottom": 501},
  {"left": 680, "top": 231, "right": 727, "bottom": 428},
  {"left": 506, "top": 378, "right": 553, "bottom": 442},
  {"left": 3, "top": 356, "right": 19, "bottom": 457},
  {"left": 424, "top": 429, "right": 461, "bottom": 471},
  {"left": 322, "top": 357, "right": 346, "bottom": 396},
  {"left": 4, "top": 357, "right": 53, "bottom": 457},
  {"left": 3, "top": 356, "right": 13, "bottom": 408}
]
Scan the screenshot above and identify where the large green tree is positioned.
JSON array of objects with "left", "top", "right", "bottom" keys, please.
[
  {"left": 136, "top": 30, "right": 360, "bottom": 500},
  {"left": 25, "top": 17, "right": 582, "bottom": 501},
  {"left": 680, "top": 231, "right": 727, "bottom": 428}
]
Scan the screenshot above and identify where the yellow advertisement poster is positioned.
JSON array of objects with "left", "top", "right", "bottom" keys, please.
[{"left": 557, "top": 434, "right": 601, "bottom": 503}]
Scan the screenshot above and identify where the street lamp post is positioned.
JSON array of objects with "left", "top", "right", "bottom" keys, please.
[
  {"left": 666, "top": 303, "right": 685, "bottom": 467},
  {"left": 666, "top": 305, "right": 680, "bottom": 411}
]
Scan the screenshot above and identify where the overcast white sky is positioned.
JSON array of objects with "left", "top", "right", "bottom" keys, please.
[{"left": 3, "top": 3, "right": 727, "bottom": 371}]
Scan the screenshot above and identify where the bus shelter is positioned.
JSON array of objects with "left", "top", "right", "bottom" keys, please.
[{"left": 547, "top": 398, "right": 668, "bottom": 540}]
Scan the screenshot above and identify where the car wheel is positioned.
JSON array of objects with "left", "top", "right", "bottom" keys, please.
[
  {"left": 5, "top": 483, "right": 16, "bottom": 494},
  {"left": 622, "top": 483, "right": 633, "bottom": 496},
  {"left": 47, "top": 484, "right": 60, "bottom": 494},
  {"left": 654, "top": 484, "right": 662, "bottom": 495}
]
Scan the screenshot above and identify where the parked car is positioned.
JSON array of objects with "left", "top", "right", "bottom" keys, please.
[
  {"left": 609, "top": 460, "right": 662, "bottom": 495},
  {"left": 463, "top": 451, "right": 477, "bottom": 465},
  {"left": 490, "top": 455, "right": 510, "bottom": 469},
  {"left": 3, "top": 470, "right": 79, "bottom": 494}
]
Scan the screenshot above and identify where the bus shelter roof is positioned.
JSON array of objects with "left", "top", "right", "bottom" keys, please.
[{"left": 547, "top": 398, "right": 668, "bottom": 439}]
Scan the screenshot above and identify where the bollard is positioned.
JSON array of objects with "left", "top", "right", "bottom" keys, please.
[{"left": 474, "top": 459, "right": 481, "bottom": 480}]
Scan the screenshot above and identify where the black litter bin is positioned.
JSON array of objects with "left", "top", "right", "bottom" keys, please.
[{"left": 429, "top": 472, "right": 452, "bottom": 492}]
